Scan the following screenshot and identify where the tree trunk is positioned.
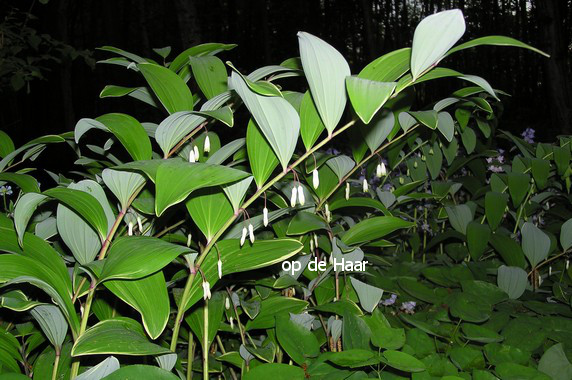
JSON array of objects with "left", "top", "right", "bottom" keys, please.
[{"left": 537, "top": 0, "right": 572, "bottom": 135}]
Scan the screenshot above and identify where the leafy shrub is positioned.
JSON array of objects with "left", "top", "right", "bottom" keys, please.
[{"left": 1, "top": 9, "right": 570, "bottom": 380}]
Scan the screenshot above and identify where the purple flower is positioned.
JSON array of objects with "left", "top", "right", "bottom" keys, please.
[
  {"left": 381, "top": 294, "right": 397, "bottom": 306},
  {"left": 0, "top": 186, "right": 13, "bottom": 196},
  {"left": 521, "top": 128, "right": 535, "bottom": 144},
  {"left": 382, "top": 183, "right": 394, "bottom": 192},
  {"left": 326, "top": 148, "right": 341, "bottom": 155},
  {"left": 400, "top": 301, "right": 416, "bottom": 314},
  {"left": 488, "top": 165, "right": 504, "bottom": 173}
]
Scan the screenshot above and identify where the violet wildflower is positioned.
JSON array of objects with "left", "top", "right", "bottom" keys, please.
[
  {"left": 400, "top": 301, "right": 416, "bottom": 314},
  {"left": 521, "top": 128, "right": 535, "bottom": 144},
  {"left": 0, "top": 186, "right": 12, "bottom": 196},
  {"left": 381, "top": 294, "right": 397, "bottom": 306}
]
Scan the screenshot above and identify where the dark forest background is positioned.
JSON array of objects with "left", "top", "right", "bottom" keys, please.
[{"left": 1, "top": 0, "right": 571, "bottom": 148}]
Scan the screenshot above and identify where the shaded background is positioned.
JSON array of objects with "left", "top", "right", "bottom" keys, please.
[{"left": 1, "top": 0, "right": 571, "bottom": 148}]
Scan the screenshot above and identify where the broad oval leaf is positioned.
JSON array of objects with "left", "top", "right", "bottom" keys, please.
[
  {"left": 342, "top": 216, "right": 414, "bottom": 246},
  {"left": 350, "top": 277, "right": 383, "bottom": 313},
  {"left": 497, "top": 265, "right": 527, "bottom": 299},
  {"left": 229, "top": 71, "right": 300, "bottom": 170},
  {"left": 521, "top": 222, "right": 550, "bottom": 268},
  {"left": 102, "top": 169, "right": 146, "bottom": 211},
  {"left": 246, "top": 119, "right": 279, "bottom": 188},
  {"left": 410, "top": 9, "right": 466, "bottom": 80},
  {"left": 186, "top": 187, "right": 234, "bottom": 242},
  {"left": 346, "top": 76, "right": 396, "bottom": 124},
  {"left": 96, "top": 113, "right": 153, "bottom": 161},
  {"left": 30, "top": 305, "right": 67, "bottom": 349},
  {"left": 300, "top": 91, "right": 326, "bottom": 150},
  {"left": 138, "top": 63, "right": 194, "bottom": 113},
  {"left": 298, "top": 32, "right": 351, "bottom": 135},
  {"left": 189, "top": 55, "right": 228, "bottom": 99}
]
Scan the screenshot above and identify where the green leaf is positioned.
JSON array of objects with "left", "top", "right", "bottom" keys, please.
[
  {"left": 0, "top": 130, "right": 15, "bottom": 158},
  {"left": 490, "top": 234, "right": 527, "bottom": 268},
  {"left": 169, "top": 42, "right": 237, "bottom": 73},
  {"left": 298, "top": 32, "right": 351, "bottom": 135},
  {"left": 538, "top": 343, "right": 572, "bottom": 380},
  {"left": 95, "top": 113, "right": 153, "bottom": 161},
  {"left": 229, "top": 71, "right": 299, "bottom": 170},
  {"left": 276, "top": 315, "right": 319, "bottom": 365},
  {"left": 0, "top": 254, "right": 79, "bottom": 336},
  {"left": 186, "top": 187, "right": 234, "bottom": 242},
  {"left": 461, "top": 127, "right": 477, "bottom": 154},
  {"left": 72, "top": 318, "right": 170, "bottom": 356},
  {"left": 461, "top": 323, "right": 503, "bottom": 343},
  {"left": 350, "top": 277, "right": 383, "bottom": 313},
  {"left": 100, "top": 236, "right": 190, "bottom": 281},
  {"left": 207, "top": 138, "right": 245, "bottom": 165},
  {"left": 449, "top": 293, "right": 491, "bottom": 322},
  {"left": 0, "top": 173, "right": 40, "bottom": 193},
  {"left": 55, "top": 180, "right": 115, "bottom": 265},
  {"left": 138, "top": 63, "right": 194, "bottom": 113},
  {"left": 381, "top": 350, "right": 426, "bottom": 372},
  {"left": 182, "top": 239, "right": 303, "bottom": 311},
  {"left": 343, "top": 311, "right": 371, "bottom": 350},
  {"left": 102, "top": 169, "right": 146, "bottom": 211},
  {"left": 329, "top": 197, "right": 391, "bottom": 215},
  {"left": 105, "top": 272, "right": 170, "bottom": 339},
  {"left": 342, "top": 216, "right": 413, "bottom": 245},
  {"left": 75, "top": 356, "right": 120, "bottom": 379},
  {"left": 485, "top": 192, "right": 508, "bottom": 230},
  {"left": 497, "top": 265, "right": 527, "bottom": 299},
  {"left": 144, "top": 159, "right": 248, "bottom": 216},
  {"left": 507, "top": 172, "right": 530, "bottom": 207},
  {"left": 245, "top": 297, "right": 308, "bottom": 331},
  {"left": 467, "top": 221, "right": 491, "bottom": 260},
  {"left": 0, "top": 135, "right": 65, "bottom": 172},
  {"left": 359, "top": 109, "right": 395, "bottom": 152},
  {"left": 561, "top": 219, "right": 572, "bottom": 251},
  {"left": 246, "top": 119, "right": 279, "bottom": 188},
  {"left": 410, "top": 9, "right": 465, "bottom": 80},
  {"left": 185, "top": 292, "right": 225, "bottom": 348},
  {"left": 521, "top": 222, "right": 550, "bottom": 268},
  {"left": 300, "top": 91, "right": 326, "bottom": 150},
  {"left": 243, "top": 363, "right": 305, "bottom": 380},
  {"left": 99, "top": 85, "right": 159, "bottom": 108},
  {"left": 30, "top": 305, "right": 67, "bottom": 349},
  {"left": 531, "top": 158, "right": 550, "bottom": 189},
  {"left": 346, "top": 77, "right": 396, "bottom": 124},
  {"left": 189, "top": 56, "right": 227, "bottom": 99},
  {"left": 437, "top": 112, "right": 455, "bottom": 142},
  {"left": 326, "top": 155, "right": 355, "bottom": 181},
  {"left": 46, "top": 185, "right": 109, "bottom": 240},
  {"left": 407, "top": 110, "right": 438, "bottom": 130},
  {"left": 495, "top": 362, "right": 551, "bottom": 380},
  {"left": 446, "top": 35, "right": 549, "bottom": 58},
  {"left": 222, "top": 176, "right": 253, "bottom": 212},
  {"left": 359, "top": 48, "right": 411, "bottom": 82},
  {"left": 13, "top": 193, "right": 47, "bottom": 245},
  {"left": 445, "top": 204, "right": 473, "bottom": 234},
  {"left": 287, "top": 212, "right": 328, "bottom": 235}
]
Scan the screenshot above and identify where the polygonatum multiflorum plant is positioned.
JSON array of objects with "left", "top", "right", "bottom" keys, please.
[{"left": 2, "top": 8, "right": 570, "bottom": 380}]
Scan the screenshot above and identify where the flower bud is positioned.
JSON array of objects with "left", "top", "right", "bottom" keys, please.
[
  {"left": 399, "top": 177, "right": 405, "bottom": 185},
  {"left": 381, "top": 162, "right": 387, "bottom": 176},
  {"left": 187, "top": 233, "right": 192, "bottom": 247},
  {"left": 218, "top": 259, "right": 223, "bottom": 279},
  {"left": 225, "top": 297, "right": 230, "bottom": 310},
  {"left": 204, "top": 135, "right": 211, "bottom": 153},
  {"left": 345, "top": 182, "right": 350, "bottom": 200},
  {"left": 290, "top": 187, "right": 297, "bottom": 207},
  {"left": 128, "top": 222, "right": 133, "bottom": 236},
  {"left": 193, "top": 145, "right": 200, "bottom": 160},
  {"left": 325, "top": 203, "right": 331, "bottom": 223},
  {"left": 376, "top": 164, "right": 382, "bottom": 178},
  {"left": 549, "top": 266, "right": 552, "bottom": 276},
  {"left": 297, "top": 185, "right": 305, "bottom": 206},
  {"left": 230, "top": 316, "right": 234, "bottom": 329},
  {"left": 312, "top": 169, "right": 319, "bottom": 189},
  {"left": 263, "top": 207, "right": 269, "bottom": 227},
  {"left": 314, "top": 234, "right": 318, "bottom": 249},
  {"left": 310, "top": 238, "right": 314, "bottom": 252},
  {"left": 248, "top": 223, "right": 255, "bottom": 243},
  {"left": 240, "top": 227, "right": 247, "bottom": 246},
  {"left": 137, "top": 216, "right": 143, "bottom": 233},
  {"left": 202, "top": 281, "right": 211, "bottom": 300},
  {"left": 189, "top": 149, "right": 196, "bottom": 163},
  {"left": 429, "top": 148, "right": 434, "bottom": 155},
  {"left": 414, "top": 161, "right": 418, "bottom": 168},
  {"left": 362, "top": 178, "right": 369, "bottom": 192}
]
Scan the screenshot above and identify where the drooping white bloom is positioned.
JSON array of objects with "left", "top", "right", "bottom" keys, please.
[
  {"left": 263, "top": 207, "right": 269, "bottom": 227},
  {"left": 248, "top": 223, "right": 255, "bottom": 243},
  {"left": 549, "top": 266, "right": 552, "bottom": 276},
  {"left": 204, "top": 135, "right": 211, "bottom": 153},
  {"left": 187, "top": 233, "right": 192, "bottom": 247},
  {"left": 312, "top": 169, "right": 320, "bottom": 189},
  {"left": 189, "top": 149, "right": 196, "bottom": 163},
  {"left": 376, "top": 164, "right": 382, "bottom": 178},
  {"left": 202, "top": 281, "right": 211, "bottom": 300},
  {"left": 310, "top": 238, "right": 314, "bottom": 252},
  {"left": 345, "top": 182, "right": 350, "bottom": 200},
  {"left": 240, "top": 227, "right": 247, "bottom": 246},
  {"left": 290, "top": 187, "right": 297, "bottom": 207},
  {"left": 314, "top": 234, "right": 318, "bottom": 249},
  {"left": 362, "top": 178, "right": 369, "bottom": 192},
  {"left": 137, "top": 216, "right": 143, "bottom": 232},
  {"left": 325, "top": 203, "right": 331, "bottom": 222},
  {"left": 297, "top": 185, "right": 305, "bottom": 206},
  {"left": 381, "top": 162, "right": 387, "bottom": 176},
  {"left": 128, "top": 222, "right": 133, "bottom": 236},
  {"left": 193, "top": 145, "right": 200, "bottom": 160},
  {"left": 230, "top": 316, "right": 234, "bottom": 329},
  {"left": 218, "top": 259, "right": 223, "bottom": 279},
  {"left": 225, "top": 297, "right": 230, "bottom": 310}
]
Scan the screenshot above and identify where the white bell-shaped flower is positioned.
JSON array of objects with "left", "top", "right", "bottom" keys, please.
[
  {"left": 312, "top": 169, "right": 320, "bottom": 189},
  {"left": 188, "top": 149, "right": 196, "bottom": 163},
  {"left": 204, "top": 135, "right": 211, "bottom": 153},
  {"left": 202, "top": 281, "right": 211, "bottom": 300},
  {"left": 290, "top": 187, "right": 297, "bottom": 207},
  {"left": 240, "top": 226, "right": 247, "bottom": 246},
  {"left": 193, "top": 145, "right": 200, "bottom": 160},
  {"left": 263, "top": 207, "right": 269, "bottom": 227},
  {"left": 345, "top": 182, "right": 350, "bottom": 200},
  {"left": 297, "top": 185, "right": 305, "bottom": 206},
  {"left": 128, "top": 222, "right": 133, "bottom": 236},
  {"left": 217, "top": 259, "right": 223, "bottom": 279},
  {"left": 248, "top": 223, "right": 255, "bottom": 243},
  {"left": 362, "top": 178, "right": 369, "bottom": 192}
]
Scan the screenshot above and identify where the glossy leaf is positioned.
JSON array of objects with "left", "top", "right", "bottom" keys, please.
[
  {"left": 138, "top": 63, "right": 194, "bottom": 113},
  {"left": 246, "top": 119, "right": 279, "bottom": 188},
  {"left": 346, "top": 76, "right": 396, "bottom": 124},
  {"left": 497, "top": 265, "right": 527, "bottom": 299},
  {"left": 300, "top": 91, "right": 326, "bottom": 150},
  {"left": 342, "top": 216, "right": 414, "bottom": 245},
  {"left": 189, "top": 55, "right": 227, "bottom": 99}
]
